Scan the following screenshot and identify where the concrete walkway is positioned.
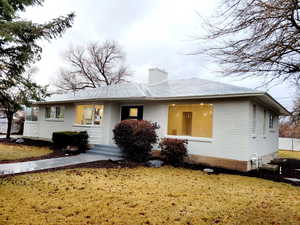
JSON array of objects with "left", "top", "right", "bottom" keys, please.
[{"left": 0, "top": 152, "right": 121, "bottom": 176}]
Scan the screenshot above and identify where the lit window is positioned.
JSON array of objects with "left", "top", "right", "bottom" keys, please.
[
  {"left": 75, "top": 104, "right": 104, "bottom": 125},
  {"left": 129, "top": 108, "right": 138, "bottom": 117},
  {"left": 45, "top": 106, "right": 64, "bottom": 120},
  {"left": 167, "top": 104, "right": 213, "bottom": 138},
  {"left": 25, "top": 107, "right": 39, "bottom": 121}
]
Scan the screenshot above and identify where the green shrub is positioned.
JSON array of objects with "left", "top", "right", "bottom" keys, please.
[
  {"left": 159, "top": 138, "right": 188, "bottom": 166},
  {"left": 52, "top": 131, "right": 89, "bottom": 152},
  {"left": 113, "top": 120, "right": 159, "bottom": 162}
]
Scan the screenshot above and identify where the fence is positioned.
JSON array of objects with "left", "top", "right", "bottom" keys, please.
[
  {"left": 0, "top": 120, "right": 21, "bottom": 134},
  {"left": 279, "top": 137, "right": 300, "bottom": 151}
]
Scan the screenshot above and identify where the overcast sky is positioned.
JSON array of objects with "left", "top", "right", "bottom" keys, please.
[{"left": 22, "top": 0, "right": 295, "bottom": 110}]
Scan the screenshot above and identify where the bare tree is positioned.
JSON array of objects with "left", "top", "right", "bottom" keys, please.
[
  {"left": 55, "top": 40, "right": 131, "bottom": 91},
  {"left": 197, "top": 0, "right": 300, "bottom": 85}
]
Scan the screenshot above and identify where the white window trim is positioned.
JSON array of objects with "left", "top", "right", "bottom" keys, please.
[
  {"left": 25, "top": 107, "right": 39, "bottom": 121},
  {"left": 269, "top": 112, "right": 276, "bottom": 131},
  {"left": 45, "top": 105, "right": 65, "bottom": 121},
  {"left": 263, "top": 109, "right": 267, "bottom": 139},
  {"left": 166, "top": 103, "right": 214, "bottom": 140},
  {"left": 165, "top": 135, "right": 213, "bottom": 143},
  {"left": 251, "top": 104, "right": 257, "bottom": 138}
]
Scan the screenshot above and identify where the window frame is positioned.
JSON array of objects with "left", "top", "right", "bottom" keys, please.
[
  {"left": 120, "top": 105, "right": 144, "bottom": 121},
  {"left": 45, "top": 105, "right": 65, "bottom": 121},
  {"left": 269, "top": 111, "right": 275, "bottom": 129},
  {"left": 263, "top": 109, "right": 267, "bottom": 138},
  {"left": 74, "top": 104, "right": 104, "bottom": 126},
  {"left": 252, "top": 104, "right": 257, "bottom": 136},
  {"left": 25, "top": 107, "right": 39, "bottom": 121},
  {"left": 166, "top": 103, "right": 214, "bottom": 142}
]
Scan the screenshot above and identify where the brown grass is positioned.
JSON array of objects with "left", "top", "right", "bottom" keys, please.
[
  {"left": 0, "top": 167, "right": 300, "bottom": 225},
  {"left": 278, "top": 150, "right": 300, "bottom": 160},
  {"left": 0, "top": 143, "right": 52, "bottom": 161}
]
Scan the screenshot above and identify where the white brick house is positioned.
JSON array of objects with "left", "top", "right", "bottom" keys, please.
[{"left": 23, "top": 68, "right": 289, "bottom": 171}]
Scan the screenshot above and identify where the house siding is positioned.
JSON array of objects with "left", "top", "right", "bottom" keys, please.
[
  {"left": 24, "top": 103, "right": 105, "bottom": 145},
  {"left": 142, "top": 100, "right": 250, "bottom": 161},
  {"left": 247, "top": 101, "right": 279, "bottom": 169},
  {"left": 23, "top": 98, "right": 279, "bottom": 171}
]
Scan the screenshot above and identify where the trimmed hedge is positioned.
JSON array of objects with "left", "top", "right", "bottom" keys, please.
[
  {"left": 113, "top": 120, "right": 159, "bottom": 162},
  {"left": 159, "top": 138, "right": 188, "bottom": 166},
  {"left": 52, "top": 131, "right": 89, "bottom": 151}
]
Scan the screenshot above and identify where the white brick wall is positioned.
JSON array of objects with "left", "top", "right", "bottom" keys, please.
[
  {"left": 248, "top": 101, "right": 279, "bottom": 159},
  {"left": 23, "top": 98, "right": 279, "bottom": 166},
  {"left": 24, "top": 103, "right": 104, "bottom": 144}
]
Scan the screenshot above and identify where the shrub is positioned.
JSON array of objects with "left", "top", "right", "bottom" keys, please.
[
  {"left": 113, "top": 120, "right": 159, "bottom": 162},
  {"left": 52, "top": 131, "right": 89, "bottom": 152},
  {"left": 159, "top": 138, "right": 188, "bottom": 166}
]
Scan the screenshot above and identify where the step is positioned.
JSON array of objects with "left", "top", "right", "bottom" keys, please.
[
  {"left": 91, "top": 147, "right": 122, "bottom": 155},
  {"left": 89, "top": 147, "right": 123, "bottom": 157},
  {"left": 94, "top": 144, "right": 120, "bottom": 150},
  {"left": 88, "top": 150, "right": 123, "bottom": 158},
  {"left": 89, "top": 148, "right": 123, "bottom": 154},
  {"left": 92, "top": 145, "right": 121, "bottom": 151}
]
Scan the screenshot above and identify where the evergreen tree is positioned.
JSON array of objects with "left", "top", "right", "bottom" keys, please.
[{"left": 0, "top": 0, "right": 75, "bottom": 138}]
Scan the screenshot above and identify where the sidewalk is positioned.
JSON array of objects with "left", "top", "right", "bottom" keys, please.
[{"left": 0, "top": 152, "right": 121, "bottom": 175}]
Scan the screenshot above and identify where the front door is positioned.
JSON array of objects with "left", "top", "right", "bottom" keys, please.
[{"left": 121, "top": 105, "right": 143, "bottom": 120}]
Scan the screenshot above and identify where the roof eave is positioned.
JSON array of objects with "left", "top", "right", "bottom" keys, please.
[{"left": 33, "top": 92, "right": 290, "bottom": 116}]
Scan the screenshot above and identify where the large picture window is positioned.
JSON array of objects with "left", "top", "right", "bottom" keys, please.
[
  {"left": 75, "top": 104, "right": 104, "bottom": 125},
  {"left": 45, "top": 106, "right": 64, "bottom": 120},
  {"left": 167, "top": 103, "right": 213, "bottom": 138}
]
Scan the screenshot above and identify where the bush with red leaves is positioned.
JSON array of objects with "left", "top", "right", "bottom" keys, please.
[
  {"left": 113, "top": 120, "right": 159, "bottom": 162},
  {"left": 159, "top": 138, "right": 188, "bottom": 166}
]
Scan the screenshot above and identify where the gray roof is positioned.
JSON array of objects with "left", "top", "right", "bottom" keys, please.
[
  {"left": 45, "top": 78, "right": 261, "bottom": 101},
  {"left": 40, "top": 78, "right": 289, "bottom": 115}
]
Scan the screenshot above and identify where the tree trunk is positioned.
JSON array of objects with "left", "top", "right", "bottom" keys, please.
[{"left": 6, "top": 112, "right": 13, "bottom": 139}]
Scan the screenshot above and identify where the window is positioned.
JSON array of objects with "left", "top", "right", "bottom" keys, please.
[
  {"left": 129, "top": 108, "right": 138, "bottom": 117},
  {"left": 269, "top": 112, "right": 275, "bottom": 129},
  {"left": 75, "top": 104, "right": 104, "bottom": 125},
  {"left": 121, "top": 106, "right": 143, "bottom": 120},
  {"left": 25, "top": 107, "right": 39, "bottom": 121},
  {"left": 45, "top": 106, "right": 64, "bottom": 120},
  {"left": 252, "top": 104, "right": 257, "bottom": 134},
  {"left": 263, "top": 109, "right": 267, "bottom": 136},
  {"left": 167, "top": 103, "right": 213, "bottom": 138}
]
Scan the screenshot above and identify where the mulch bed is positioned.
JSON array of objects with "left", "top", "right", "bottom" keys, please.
[{"left": 0, "top": 138, "right": 72, "bottom": 164}]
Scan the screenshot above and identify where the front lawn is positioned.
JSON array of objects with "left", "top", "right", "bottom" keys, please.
[
  {"left": 0, "top": 167, "right": 299, "bottom": 225},
  {"left": 0, "top": 143, "right": 52, "bottom": 161},
  {"left": 278, "top": 150, "right": 300, "bottom": 160}
]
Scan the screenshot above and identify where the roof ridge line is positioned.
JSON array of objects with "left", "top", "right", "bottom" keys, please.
[{"left": 135, "top": 83, "right": 148, "bottom": 97}]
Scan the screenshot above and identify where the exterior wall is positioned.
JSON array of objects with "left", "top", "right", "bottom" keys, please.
[
  {"left": 23, "top": 98, "right": 280, "bottom": 171},
  {"left": 143, "top": 100, "right": 250, "bottom": 162},
  {"left": 23, "top": 103, "right": 105, "bottom": 145},
  {"left": 247, "top": 102, "right": 279, "bottom": 170},
  {"left": 23, "top": 121, "right": 39, "bottom": 137}
]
